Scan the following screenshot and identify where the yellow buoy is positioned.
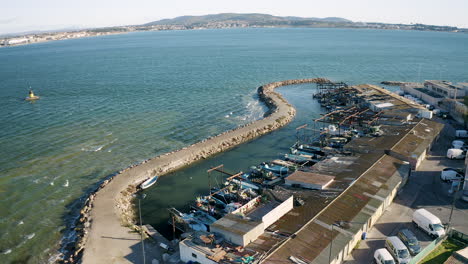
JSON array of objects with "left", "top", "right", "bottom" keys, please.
[{"left": 25, "top": 89, "right": 40, "bottom": 101}]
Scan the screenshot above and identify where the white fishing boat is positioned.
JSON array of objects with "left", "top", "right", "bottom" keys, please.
[{"left": 140, "top": 176, "right": 159, "bottom": 189}]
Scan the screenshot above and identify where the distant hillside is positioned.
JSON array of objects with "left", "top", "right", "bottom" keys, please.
[{"left": 144, "top": 13, "right": 352, "bottom": 26}]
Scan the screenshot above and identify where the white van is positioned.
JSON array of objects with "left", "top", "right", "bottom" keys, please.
[
  {"left": 412, "top": 209, "right": 446, "bottom": 238},
  {"left": 374, "top": 248, "right": 396, "bottom": 264},
  {"left": 447, "top": 149, "right": 466, "bottom": 160},
  {"left": 385, "top": 237, "right": 411, "bottom": 264},
  {"left": 441, "top": 168, "right": 464, "bottom": 182}
]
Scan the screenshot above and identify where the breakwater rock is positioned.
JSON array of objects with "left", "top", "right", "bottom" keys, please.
[{"left": 69, "top": 78, "right": 328, "bottom": 264}]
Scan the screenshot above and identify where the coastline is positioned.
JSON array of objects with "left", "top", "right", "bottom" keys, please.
[{"left": 68, "top": 78, "right": 327, "bottom": 264}]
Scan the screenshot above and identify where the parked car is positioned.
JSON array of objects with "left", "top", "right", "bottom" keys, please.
[
  {"left": 446, "top": 149, "right": 466, "bottom": 160},
  {"left": 374, "top": 248, "right": 396, "bottom": 264},
  {"left": 455, "top": 130, "right": 468, "bottom": 138},
  {"left": 452, "top": 140, "right": 465, "bottom": 149},
  {"left": 440, "top": 168, "right": 464, "bottom": 182},
  {"left": 412, "top": 209, "right": 445, "bottom": 238},
  {"left": 397, "top": 229, "right": 421, "bottom": 256},
  {"left": 385, "top": 236, "right": 411, "bottom": 264}
]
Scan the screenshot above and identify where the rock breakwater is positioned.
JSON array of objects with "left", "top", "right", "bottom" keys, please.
[{"left": 68, "top": 78, "right": 328, "bottom": 264}]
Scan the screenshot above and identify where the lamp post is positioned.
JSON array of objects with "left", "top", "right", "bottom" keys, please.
[
  {"left": 328, "top": 221, "right": 367, "bottom": 264},
  {"left": 134, "top": 193, "right": 147, "bottom": 264},
  {"left": 448, "top": 179, "right": 462, "bottom": 230}
]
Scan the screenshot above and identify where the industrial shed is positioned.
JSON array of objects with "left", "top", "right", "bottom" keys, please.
[{"left": 285, "top": 171, "right": 335, "bottom": 190}]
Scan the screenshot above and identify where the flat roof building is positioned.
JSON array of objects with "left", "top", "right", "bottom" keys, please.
[
  {"left": 425, "top": 80, "right": 465, "bottom": 98},
  {"left": 210, "top": 195, "right": 294, "bottom": 247},
  {"left": 285, "top": 171, "right": 335, "bottom": 190}
]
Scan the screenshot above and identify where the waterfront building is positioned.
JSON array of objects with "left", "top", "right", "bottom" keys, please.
[
  {"left": 424, "top": 80, "right": 465, "bottom": 98},
  {"left": 401, "top": 80, "right": 466, "bottom": 106},
  {"left": 179, "top": 84, "right": 444, "bottom": 264},
  {"left": 179, "top": 195, "right": 294, "bottom": 264}
]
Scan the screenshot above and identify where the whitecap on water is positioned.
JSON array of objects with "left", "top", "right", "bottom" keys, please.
[
  {"left": 50, "top": 181, "right": 54, "bottom": 186},
  {"left": 2, "top": 249, "right": 12, "bottom": 255},
  {"left": 18, "top": 220, "right": 24, "bottom": 225},
  {"left": 81, "top": 138, "right": 118, "bottom": 152},
  {"left": 63, "top": 180, "right": 69, "bottom": 187},
  {"left": 25, "top": 233, "right": 35, "bottom": 240}
]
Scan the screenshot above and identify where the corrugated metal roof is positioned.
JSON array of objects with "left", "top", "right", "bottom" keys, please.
[
  {"left": 285, "top": 171, "right": 335, "bottom": 186},
  {"left": 262, "top": 155, "right": 407, "bottom": 264}
]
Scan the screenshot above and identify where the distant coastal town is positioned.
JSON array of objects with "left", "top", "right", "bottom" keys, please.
[{"left": 1, "top": 13, "right": 466, "bottom": 47}]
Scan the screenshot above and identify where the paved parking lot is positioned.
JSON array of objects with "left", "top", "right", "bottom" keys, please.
[{"left": 345, "top": 119, "right": 468, "bottom": 263}]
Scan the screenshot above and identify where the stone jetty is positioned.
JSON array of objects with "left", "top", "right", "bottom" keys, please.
[{"left": 67, "top": 78, "right": 328, "bottom": 264}]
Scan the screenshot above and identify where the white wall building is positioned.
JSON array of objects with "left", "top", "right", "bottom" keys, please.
[
  {"left": 210, "top": 195, "right": 293, "bottom": 246},
  {"left": 425, "top": 80, "right": 465, "bottom": 98},
  {"left": 6, "top": 38, "right": 29, "bottom": 45}
]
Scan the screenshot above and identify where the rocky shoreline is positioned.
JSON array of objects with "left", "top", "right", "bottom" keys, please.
[{"left": 65, "top": 78, "right": 328, "bottom": 264}]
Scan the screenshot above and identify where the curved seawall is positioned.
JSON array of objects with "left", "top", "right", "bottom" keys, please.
[{"left": 73, "top": 78, "right": 328, "bottom": 264}]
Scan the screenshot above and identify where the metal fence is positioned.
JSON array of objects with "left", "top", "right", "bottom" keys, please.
[
  {"left": 408, "top": 229, "right": 468, "bottom": 264},
  {"left": 449, "top": 229, "right": 468, "bottom": 245},
  {"left": 408, "top": 235, "right": 446, "bottom": 264}
]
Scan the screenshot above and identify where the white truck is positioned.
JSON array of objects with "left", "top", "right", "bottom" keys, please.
[{"left": 412, "top": 209, "right": 445, "bottom": 238}]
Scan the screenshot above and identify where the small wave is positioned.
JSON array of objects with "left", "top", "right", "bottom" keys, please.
[
  {"left": 81, "top": 138, "right": 118, "bottom": 152},
  {"left": 18, "top": 220, "right": 24, "bottom": 225},
  {"left": 81, "top": 145, "right": 104, "bottom": 152},
  {"left": 224, "top": 111, "right": 234, "bottom": 118},
  {"left": 50, "top": 181, "right": 54, "bottom": 186},
  {"left": 26, "top": 233, "right": 35, "bottom": 240},
  {"left": 48, "top": 252, "right": 62, "bottom": 263},
  {"left": 94, "top": 145, "right": 104, "bottom": 152},
  {"left": 2, "top": 249, "right": 12, "bottom": 255},
  {"left": 63, "top": 180, "right": 69, "bottom": 187}
]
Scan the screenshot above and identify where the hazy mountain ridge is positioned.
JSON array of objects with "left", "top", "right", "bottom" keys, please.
[
  {"left": 144, "top": 13, "right": 352, "bottom": 26},
  {"left": 2, "top": 13, "right": 464, "bottom": 45}
]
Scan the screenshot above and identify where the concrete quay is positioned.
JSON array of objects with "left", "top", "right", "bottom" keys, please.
[{"left": 67, "top": 78, "right": 328, "bottom": 264}]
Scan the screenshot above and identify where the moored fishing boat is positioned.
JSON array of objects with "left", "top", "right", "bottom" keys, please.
[
  {"left": 140, "top": 176, "right": 159, "bottom": 189},
  {"left": 260, "top": 162, "right": 289, "bottom": 175},
  {"left": 169, "top": 208, "right": 208, "bottom": 232},
  {"left": 191, "top": 210, "right": 217, "bottom": 226},
  {"left": 284, "top": 153, "right": 318, "bottom": 164}
]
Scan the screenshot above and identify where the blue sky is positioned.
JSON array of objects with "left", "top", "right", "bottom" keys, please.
[{"left": 1, "top": 0, "right": 467, "bottom": 34}]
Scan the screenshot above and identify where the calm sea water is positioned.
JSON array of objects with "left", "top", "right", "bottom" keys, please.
[{"left": 0, "top": 28, "right": 467, "bottom": 263}]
